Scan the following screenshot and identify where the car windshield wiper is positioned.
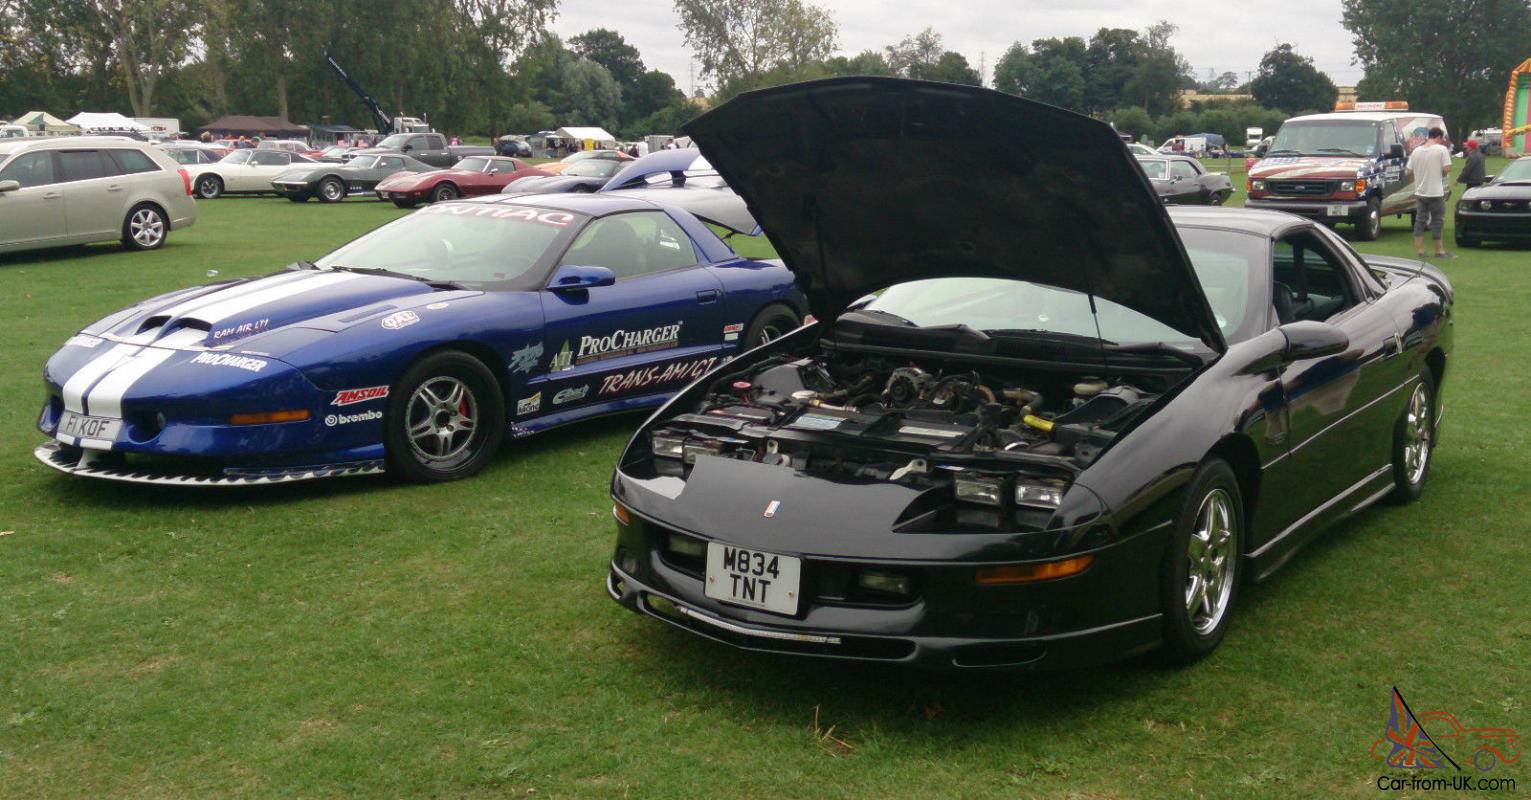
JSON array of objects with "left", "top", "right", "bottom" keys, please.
[
  {"left": 1314, "top": 147, "right": 1368, "bottom": 156},
  {"left": 986, "top": 329, "right": 1116, "bottom": 346},
  {"left": 1107, "top": 341, "right": 1208, "bottom": 367},
  {"left": 328, "top": 265, "right": 464, "bottom": 290},
  {"left": 842, "top": 308, "right": 917, "bottom": 326},
  {"left": 285, "top": 260, "right": 319, "bottom": 271},
  {"left": 1266, "top": 148, "right": 1303, "bottom": 156}
]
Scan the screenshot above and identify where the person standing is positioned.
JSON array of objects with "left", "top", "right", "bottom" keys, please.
[
  {"left": 1406, "top": 127, "right": 1453, "bottom": 259},
  {"left": 1457, "top": 139, "right": 1487, "bottom": 190}
]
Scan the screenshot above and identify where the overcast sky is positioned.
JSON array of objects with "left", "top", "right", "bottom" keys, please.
[{"left": 550, "top": 0, "right": 1364, "bottom": 94}]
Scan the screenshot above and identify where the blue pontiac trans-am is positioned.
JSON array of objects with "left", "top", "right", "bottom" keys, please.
[{"left": 35, "top": 191, "right": 805, "bottom": 485}]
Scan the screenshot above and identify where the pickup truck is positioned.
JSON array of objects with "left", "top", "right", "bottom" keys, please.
[{"left": 347, "top": 132, "right": 493, "bottom": 169}]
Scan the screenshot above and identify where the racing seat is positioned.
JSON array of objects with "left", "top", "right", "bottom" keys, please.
[
  {"left": 1273, "top": 281, "right": 1298, "bottom": 325},
  {"left": 565, "top": 219, "right": 643, "bottom": 277}
]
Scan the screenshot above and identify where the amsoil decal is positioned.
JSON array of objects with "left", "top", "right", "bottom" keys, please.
[
  {"left": 332, "top": 386, "right": 389, "bottom": 406},
  {"left": 598, "top": 356, "right": 717, "bottom": 396},
  {"left": 577, "top": 322, "right": 682, "bottom": 365},
  {"left": 723, "top": 323, "right": 744, "bottom": 342},
  {"left": 325, "top": 409, "right": 383, "bottom": 427},
  {"left": 381, "top": 310, "right": 419, "bottom": 330},
  {"left": 510, "top": 341, "right": 543, "bottom": 374},
  {"left": 190, "top": 352, "right": 268, "bottom": 372},
  {"left": 516, "top": 392, "right": 541, "bottom": 416},
  {"left": 418, "top": 203, "right": 576, "bottom": 227}
]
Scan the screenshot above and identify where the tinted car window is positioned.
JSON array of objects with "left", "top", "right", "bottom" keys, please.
[
  {"left": 561, "top": 211, "right": 698, "bottom": 279},
  {"left": 425, "top": 135, "right": 445, "bottom": 149},
  {"left": 378, "top": 156, "right": 403, "bottom": 169},
  {"left": 0, "top": 152, "right": 57, "bottom": 187},
  {"left": 108, "top": 148, "right": 160, "bottom": 174},
  {"left": 251, "top": 151, "right": 290, "bottom": 166},
  {"left": 1170, "top": 160, "right": 1199, "bottom": 179},
  {"left": 1272, "top": 233, "right": 1357, "bottom": 324},
  {"left": 58, "top": 150, "right": 121, "bottom": 182}
]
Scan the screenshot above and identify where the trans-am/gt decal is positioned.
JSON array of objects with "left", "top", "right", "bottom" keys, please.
[
  {"left": 578, "top": 323, "right": 682, "bottom": 365},
  {"left": 510, "top": 341, "right": 543, "bottom": 373},
  {"left": 598, "top": 356, "right": 717, "bottom": 396},
  {"left": 190, "top": 352, "right": 268, "bottom": 372},
  {"left": 333, "top": 386, "right": 389, "bottom": 406}
]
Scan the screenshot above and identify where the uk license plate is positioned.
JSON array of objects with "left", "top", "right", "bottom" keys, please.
[
  {"left": 1326, "top": 205, "right": 1347, "bottom": 217},
  {"left": 705, "top": 543, "right": 801, "bottom": 615},
  {"left": 56, "top": 410, "right": 122, "bottom": 448}
]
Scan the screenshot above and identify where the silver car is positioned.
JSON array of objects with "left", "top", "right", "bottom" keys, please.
[{"left": 0, "top": 136, "right": 197, "bottom": 255}]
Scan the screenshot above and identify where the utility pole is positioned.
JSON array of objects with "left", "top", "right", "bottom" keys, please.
[{"left": 979, "top": 51, "right": 986, "bottom": 87}]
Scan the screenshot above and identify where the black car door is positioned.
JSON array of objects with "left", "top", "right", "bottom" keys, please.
[
  {"left": 1263, "top": 227, "right": 1404, "bottom": 535},
  {"left": 1170, "top": 160, "right": 1207, "bottom": 204}
]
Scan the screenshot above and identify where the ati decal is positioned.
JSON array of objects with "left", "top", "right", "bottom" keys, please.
[
  {"left": 332, "top": 386, "right": 389, "bottom": 406},
  {"left": 64, "top": 335, "right": 103, "bottom": 349},
  {"left": 599, "top": 356, "right": 717, "bottom": 396},
  {"left": 516, "top": 392, "right": 541, "bottom": 416},
  {"left": 324, "top": 409, "right": 383, "bottom": 427},
  {"left": 419, "top": 204, "right": 576, "bottom": 227},
  {"left": 548, "top": 341, "right": 574, "bottom": 372},
  {"left": 212, "top": 317, "right": 270, "bottom": 341},
  {"left": 510, "top": 341, "right": 544, "bottom": 374},
  {"left": 190, "top": 352, "right": 268, "bottom": 372},
  {"left": 578, "top": 322, "right": 682, "bottom": 364},
  {"left": 552, "top": 385, "right": 588, "bottom": 405},
  {"left": 723, "top": 323, "right": 744, "bottom": 342},
  {"left": 381, "top": 310, "right": 419, "bottom": 330}
]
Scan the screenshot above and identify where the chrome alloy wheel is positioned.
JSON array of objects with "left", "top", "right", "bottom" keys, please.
[
  {"left": 1403, "top": 383, "right": 1432, "bottom": 486},
  {"left": 130, "top": 208, "right": 165, "bottom": 247},
  {"left": 405, "top": 377, "right": 479, "bottom": 464},
  {"left": 320, "top": 180, "right": 344, "bottom": 201},
  {"left": 1185, "top": 488, "right": 1236, "bottom": 634}
]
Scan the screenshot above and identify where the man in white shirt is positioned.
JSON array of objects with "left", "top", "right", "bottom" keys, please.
[{"left": 1406, "top": 127, "right": 1453, "bottom": 258}]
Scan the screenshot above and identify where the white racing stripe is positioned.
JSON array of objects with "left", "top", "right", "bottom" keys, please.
[
  {"left": 156, "top": 270, "right": 315, "bottom": 321},
  {"left": 183, "top": 271, "right": 358, "bottom": 326},
  {"left": 61, "top": 344, "right": 143, "bottom": 414},
  {"left": 84, "top": 347, "right": 179, "bottom": 418}
]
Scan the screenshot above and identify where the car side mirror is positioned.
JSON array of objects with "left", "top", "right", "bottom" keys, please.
[
  {"left": 1388, "top": 144, "right": 1405, "bottom": 159},
  {"left": 0, "top": 180, "right": 19, "bottom": 193},
  {"left": 1241, "top": 321, "right": 1350, "bottom": 374},
  {"left": 401, "top": 144, "right": 413, "bottom": 151},
  {"left": 1484, "top": 174, "right": 1496, "bottom": 182},
  {"left": 1254, "top": 145, "right": 1268, "bottom": 157},
  {"left": 547, "top": 264, "right": 616, "bottom": 292}
]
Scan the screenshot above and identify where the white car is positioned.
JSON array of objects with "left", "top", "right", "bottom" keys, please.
[
  {"left": 0, "top": 136, "right": 196, "bottom": 255},
  {"left": 183, "top": 149, "right": 318, "bottom": 198},
  {"left": 1127, "top": 142, "right": 1155, "bottom": 156}
]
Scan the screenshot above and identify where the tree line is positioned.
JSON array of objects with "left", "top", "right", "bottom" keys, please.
[{"left": 2, "top": 0, "right": 1524, "bottom": 140}]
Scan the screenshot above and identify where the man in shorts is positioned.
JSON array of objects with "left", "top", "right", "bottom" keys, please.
[{"left": 1406, "top": 127, "right": 1453, "bottom": 259}]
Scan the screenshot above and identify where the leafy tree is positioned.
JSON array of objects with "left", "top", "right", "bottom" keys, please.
[
  {"left": 630, "top": 97, "right": 700, "bottom": 137},
  {"left": 822, "top": 49, "right": 893, "bottom": 77},
  {"left": 626, "top": 69, "right": 684, "bottom": 121},
  {"left": 884, "top": 28, "right": 944, "bottom": 77},
  {"left": 1125, "top": 49, "right": 1183, "bottom": 117},
  {"left": 928, "top": 51, "right": 980, "bottom": 86},
  {"left": 504, "top": 99, "right": 555, "bottom": 133},
  {"left": 992, "top": 41, "right": 1030, "bottom": 96},
  {"left": 569, "top": 28, "right": 645, "bottom": 89},
  {"left": 673, "top": 0, "right": 837, "bottom": 91},
  {"left": 1084, "top": 28, "right": 1146, "bottom": 112},
  {"left": 1342, "top": 0, "right": 1531, "bottom": 135},
  {"left": 1025, "top": 37, "right": 1089, "bottom": 110},
  {"left": 1249, "top": 43, "right": 1337, "bottom": 114},
  {"left": 556, "top": 57, "right": 622, "bottom": 130},
  {"left": 1110, "top": 106, "right": 1153, "bottom": 140}
]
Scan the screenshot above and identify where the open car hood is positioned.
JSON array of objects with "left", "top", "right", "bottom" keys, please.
[{"left": 684, "top": 77, "right": 1226, "bottom": 351}]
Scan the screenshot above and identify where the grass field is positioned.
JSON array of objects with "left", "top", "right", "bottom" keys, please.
[{"left": 1, "top": 163, "right": 1528, "bottom": 799}]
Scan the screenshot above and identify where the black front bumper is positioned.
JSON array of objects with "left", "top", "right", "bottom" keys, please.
[
  {"left": 1245, "top": 198, "right": 1368, "bottom": 222},
  {"left": 1455, "top": 210, "right": 1531, "bottom": 241},
  {"left": 607, "top": 505, "right": 1168, "bottom": 671}
]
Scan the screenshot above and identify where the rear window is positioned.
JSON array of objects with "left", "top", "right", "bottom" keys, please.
[{"left": 107, "top": 148, "right": 160, "bottom": 174}]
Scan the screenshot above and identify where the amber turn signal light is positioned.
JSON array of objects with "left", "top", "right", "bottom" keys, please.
[
  {"left": 612, "top": 503, "right": 632, "bottom": 525},
  {"left": 975, "top": 555, "right": 1094, "bottom": 585},
  {"left": 228, "top": 410, "right": 311, "bottom": 425}
]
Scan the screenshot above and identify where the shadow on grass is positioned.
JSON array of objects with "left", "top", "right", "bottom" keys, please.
[{"left": 0, "top": 242, "right": 138, "bottom": 268}]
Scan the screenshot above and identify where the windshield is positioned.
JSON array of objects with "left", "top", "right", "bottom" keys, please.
[
  {"left": 377, "top": 134, "right": 410, "bottom": 149},
  {"left": 1493, "top": 158, "right": 1531, "bottom": 183},
  {"left": 454, "top": 157, "right": 490, "bottom": 172},
  {"left": 346, "top": 155, "right": 379, "bottom": 169},
  {"left": 565, "top": 160, "right": 621, "bottom": 178},
  {"left": 861, "top": 227, "right": 1264, "bottom": 347},
  {"left": 314, "top": 203, "right": 586, "bottom": 288},
  {"left": 220, "top": 150, "right": 251, "bottom": 164},
  {"left": 1137, "top": 159, "right": 1169, "bottom": 180},
  {"left": 1268, "top": 120, "right": 1379, "bottom": 157}
]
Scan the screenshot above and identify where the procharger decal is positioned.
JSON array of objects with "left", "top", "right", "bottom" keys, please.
[
  {"left": 381, "top": 310, "right": 419, "bottom": 330},
  {"left": 516, "top": 392, "right": 541, "bottom": 416},
  {"left": 599, "top": 356, "right": 717, "bottom": 396},
  {"left": 577, "top": 322, "right": 682, "bottom": 365},
  {"left": 723, "top": 323, "right": 744, "bottom": 342},
  {"left": 418, "top": 204, "right": 576, "bottom": 227},
  {"left": 190, "top": 352, "right": 268, "bottom": 372},
  {"left": 325, "top": 409, "right": 382, "bottom": 427},
  {"left": 332, "top": 386, "right": 389, "bottom": 406}
]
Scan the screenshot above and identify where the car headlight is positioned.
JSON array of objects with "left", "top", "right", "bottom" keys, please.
[
  {"left": 1250, "top": 180, "right": 1265, "bottom": 191},
  {"left": 1015, "top": 480, "right": 1065, "bottom": 509},
  {"left": 856, "top": 570, "right": 911, "bottom": 596},
  {"left": 650, "top": 433, "right": 685, "bottom": 459},
  {"left": 954, "top": 475, "right": 1005, "bottom": 506},
  {"left": 1458, "top": 199, "right": 1470, "bottom": 210},
  {"left": 1339, "top": 180, "right": 1355, "bottom": 192},
  {"left": 1480, "top": 200, "right": 1493, "bottom": 210}
]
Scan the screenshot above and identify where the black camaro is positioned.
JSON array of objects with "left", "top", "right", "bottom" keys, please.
[
  {"left": 605, "top": 78, "right": 1454, "bottom": 670},
  {"left": 1455, "top": 156, "right": 1531, "bottom": 247}
]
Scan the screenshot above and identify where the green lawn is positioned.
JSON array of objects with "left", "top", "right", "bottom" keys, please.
[{"left": 1, "top": 166, "right": 1528, "bottom": 798}]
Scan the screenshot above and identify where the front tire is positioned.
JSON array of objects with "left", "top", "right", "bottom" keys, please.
[
  {"left": 392, "top": 199, "right": 419, "bottom": 209},
  {"left": 429, "top": 183, "right": 459, "bottom": 203},
  {"left": 1159, "top": 459, "right": 1243, "bottom": 664},
  {"left": 1388, "top": 372, "right": 1435, "bottom": 503},
  {"left": 121, "top": 204, "right": 168, "bottom": 250},
  {"left": 318, "top": 177, "right": 346, "bottom": 203},
  {"left": 384, "top": 352, "right": 506, "bottom": 483},
  {"left": 286, "top": 195, "right": 309, "bottom": 203},
  {"left": 195, "top": 175, "right": 223, "bottom": 199},
  {"left": 1356, "top": 196, "right": 1382, "bottom": 241},
  {"left": 1208, "top": 190, "right": 1227, "bottom": 206},
  {"left": 744, "top": 303, "right": 801, "bottom": 348}
]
